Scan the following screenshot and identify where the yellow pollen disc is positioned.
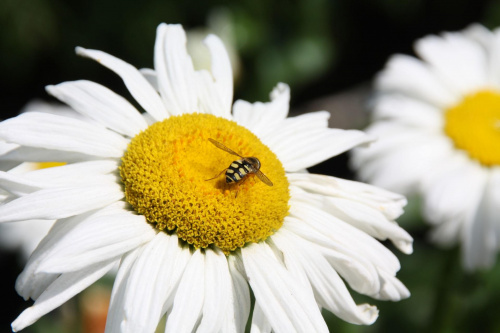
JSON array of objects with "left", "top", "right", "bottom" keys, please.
[
  {"left": 120, "top": 113, "right": 290, "bottom": 253},
  {"left": 444, "top": 90, "right": 500, "bottom": 166}
]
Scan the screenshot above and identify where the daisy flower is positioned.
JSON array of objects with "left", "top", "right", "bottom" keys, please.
[
  {"left": 0, "top": 23, "right": 412, "bottom": 332},
  {"left": 352, "top": 24, "right": 500, "bottom": 270}
]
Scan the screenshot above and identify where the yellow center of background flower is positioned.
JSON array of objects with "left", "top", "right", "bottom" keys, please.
[
  {"left": 444, "top": 90, "right": 500, "bottom": 166},
  {"left": 120, "top": 113, "right": 290, "bottom": 253}
]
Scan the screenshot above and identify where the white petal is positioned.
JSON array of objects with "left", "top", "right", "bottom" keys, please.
[
  {"left": 376, "top": 54, "right": 458, "bottom": 108},
  {"left": 288, "top": 199, "right": 402, "bottom": 278},
  {"left": 0, "top": 112, "right": 128, "bottom": 157},
  {"left": 154, "top": 24, "right": 197, "bottom": 116},
  {"left": 121, "top": 233, "right": 180, "bottom": 333},
  {"left": 46, "top": 80, "right": 148, "bottom": 137},
  {"left": 250, "top": 302, "right": 272, "bottom": 333},
  {"left": 76, "top": 47, "right": 168, "bottom": 121},
  {"left": 0, "top": 161, "right": 119, "bottom": 196},
  {"left": 372, "top": 94, "right": 444, "bottom": 129},
  {"left": 376, "top": 269, "right": 410, "bottom": 301},
  {"left": 241, "top": 242, "right": 329, "bottom": 333},
  {"left": 197, "top": 248, "right": 231, "bottom": 333},
  {"left": 352, "top": 124, "right": 453, "bottom": 195},
  {"left": 165, "top": 249, "right": 205, "bottom": 333},
  {"left": 139, "top": 68, "right": 159, "bottom": 92},
  {"left": 422, "top": 155, "right": 487, "bottom": 228},
  {"left": 287, "top": 172, "right": 406, "bottom": 220},
  {"left": 0, "top": 219, "right": 54, "bottom": 258},
  {"left": 0, "top": 145, "right": 101, "bottom": 164},
  {"left": 325, "top": 197, "right": 412, "bottom": 254},
  {"left": 23, "top": 160, "right": 118, "bottom": 186},
  {"left": 220, "top": 255, "right": 250, "bottom": 333},
  {"left": 12, "top": 259, "right": 116, "bottom": 332},
  {"left": 106, "top": 246, "right": 143, "bottom": 333},
  {"left": 35, "top": 212, "right": 156, "bottom": 273},
  {"left": 486, "top": 30, "right": 500, "bottom": 87},
  {"left": 0, "top": 183, "right": 123, "bottom": 223},
  {"left": 264, "top": 112, "right": 374, "bottom": 171},
  {"left": 415, "top": 31, "right": 488, "bottom": 95},
  {"left": 15, "top": 202, "right": 129, "bottom": 300},
  {"left": 0, "top": 171, "right": 46, "bottom": 196},
  {"left": 204, "top": 34, "right": 233, "bottom": 116},
  {"left": 195, "top": 70, "right": 228, "bottom": 117},
  {"left": 463, "top": 168, "right": 500, "bottom": 270},
  {"left": 233, "top": 83, "right": 290, "bottom": 137},
  {"left": 272, "top": 230, "right": 379, "bottom": 324},
  {"left": 282, "top": 216, "right": 380, "bottom": 296}
]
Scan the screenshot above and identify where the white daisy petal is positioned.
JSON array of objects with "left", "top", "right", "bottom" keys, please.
[
  {"left": 0, "top": 168, "right": 118, "bottom": 197},
  {"left": 120, "top": 233, "right": 177, "bottom": 333},
  {"left": 220, "top": 255, "right": 250, "bottom": 333},
  {"left": 282, "top": 216, "right": 380, "bottom": 296},
  {"left": 377, "top": 269, "right": 410, "bottom": 301},
  {"left": 0, "top": 183, "right": 123, "bottom": 223},
  {"left": 463, "top": 168, "right": 500, "bottom": 270},
  {"left": 76, "top": 47, "right": 168, "bottom": 121},
  {"left": 12, "top": 259, "right": 117, "bottom": 332},
  {"left": 0, "top": 112, "right": 128, "bottom": 157},
  {"left": 376, "top": 54, "right": 458, "bottom": 108},
  {"left": 35, "top": 213, "right": 156, "bottom": 273},
  {"left": 154, "top": 24, "right": 197, "bottom": 116},
  {"left": 422, "top": 156, "right": 487, "bottom": 227},
  {"left": 23, "top": 160, "right": 118, "bottom": 185},
  {"left": 250, "top": 302, "right": 273, "bottom": 333},
  {"left": 415, "top": 31, "right": 488, "bottom": 95},
  {"left": 352, "top": 124, "right": 454, "bottom": 195},
  {"left": 288, "top": 199, "right": 402, "bottom": 282},
  {"left": 15, "top": 202, "right": 128, "bottom": 300},
  {"left": 272, "top": 230, "right": 379, "bottom": 325},
  {"left": 233, "top": 83, "right": 290, "bottom": 137},
  {"left": 373, "top": 94, "right": 444, "bottom": 129},
  {"left": 487, "top": 30, "right": 500, "bottom": 87},
  {"left": 139, "top": 68, "right": 160, "bottom": 91},
  {"left": 288, "top": 175, "right": 411, "bottom": 253},
  {"left": 46, "top": 81, "right": 148, "bottom": 137},
  {"left": 0, "top": 145, "right": 99, "bottom": 164},
  {"left": 241, "top": 242, "right": 329, "bottom": 333},
  {"left": 264, "top": 112, "right": 374, "bottom": 171},
  {"left": 165, "top": 249, "right": 205, "bottom": 333},
  {"left": 196, "top": 248, "right": 231, "bottom": 333},
  {"left": 106, "top": 246, "right": 143, "bottom": 333},
  {"left": 287, "top": 173, "right": 406, "bottom": 220},
  {"left": 195, "top": 70, "right": 227, "bottom": 117},
  {"left": 0, "top": 171, "right": 46, "bottom": 196},
  {"left": 204, "top": 34, "right": 233, "bottom": 116}
]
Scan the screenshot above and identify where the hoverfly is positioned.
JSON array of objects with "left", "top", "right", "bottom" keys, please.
[{"left": 206, "top": 138, "right": 273, "bottom": 196}]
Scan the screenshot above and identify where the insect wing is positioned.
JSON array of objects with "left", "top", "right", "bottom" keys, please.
[
  {"left": 208, "top": 138, "right": 243, "bottom": 158},
  {"left": 255, "top": 170, "right": 273, "bottom": 186}
]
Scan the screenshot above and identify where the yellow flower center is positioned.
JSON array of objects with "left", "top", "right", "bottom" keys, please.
[
  {"left": 120, "top": 113, "right": 290, "bottom": 253},
  {"left": 444, "top": 90, "right": 500, "bottom": 166}
]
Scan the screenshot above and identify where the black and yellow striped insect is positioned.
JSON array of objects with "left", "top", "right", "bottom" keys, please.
[{"left": 206, "top": 138, "right": 273, "bottom": 196}]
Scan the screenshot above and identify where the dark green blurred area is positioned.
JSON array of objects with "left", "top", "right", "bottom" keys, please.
[{"left": 2, "top": 0, "right": 500, "bottom": 332}]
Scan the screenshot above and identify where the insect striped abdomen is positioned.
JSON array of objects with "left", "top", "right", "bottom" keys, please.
[{"left": 225, "top": 159, "right": 253, "bottom": 184}]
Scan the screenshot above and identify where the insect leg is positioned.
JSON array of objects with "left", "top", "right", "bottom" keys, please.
[
  {"left": 234, "top": 175, "right": 250, "bottom": 198},
  {"left": 205, "top": 168, "right": 228, "bottom": 181}
]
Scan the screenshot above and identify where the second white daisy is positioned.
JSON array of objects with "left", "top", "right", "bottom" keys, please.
[{"left": 352, "top": 24, "right": 500, "bottom": 270}]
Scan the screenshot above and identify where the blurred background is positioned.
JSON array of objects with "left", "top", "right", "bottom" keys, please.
[{"left": 2, "top": 0, "right": 500, "bottom": 332}]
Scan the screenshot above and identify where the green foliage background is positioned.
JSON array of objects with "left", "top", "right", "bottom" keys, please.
[{"left": 1, "top": 0, "right": 500, "bottom": 332}]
